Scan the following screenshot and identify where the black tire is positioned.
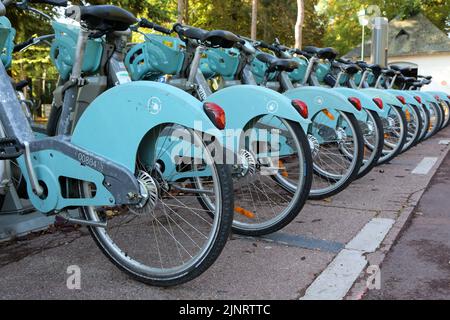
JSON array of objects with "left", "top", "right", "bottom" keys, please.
[
  {"left": 441, "top": 101, "right": 450, "bottom": 129},
  {"left": 79, "top": 159, "right": 234, "bottom": 287},
  {"left": 417, "top": 103, "right": 430, "bottom": 143},
  {"left": 402, "top": 104, "right": 423, "bottom": 153},
  {"left": 309, "top": 111, "right": 364, "bottom": 200},
  {"left": 424, "top": 102, "right": 442, "bottom": 139},
  {"left": 377, "top": 106, "right": 407, "bottom": 165},
  {"left": 237, "top": 119, "right": 313, "bottom": 236},
  {"left": 46, "top": 104, "right": 62, "bottom": 136},
  {"left": 0, "top": 194, "right": 4, "bottom": 211},
  {"left": 356, "top": 110, "right": 384, "bottom": 180}
]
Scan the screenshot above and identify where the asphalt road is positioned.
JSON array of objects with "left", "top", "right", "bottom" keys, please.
[{"left": 364, "top": 151, "right": 450, "bottom": 300}]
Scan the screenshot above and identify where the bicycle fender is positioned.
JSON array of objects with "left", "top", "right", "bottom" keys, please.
[
  {"left": 333, "top": 87, "right": 388, "bottom": 118},
  {"left": 284, "top": 86, "right": 364, "bottom": 119},
  {"left": 204, "top": 85, "right": 311, "bottom": 132},
  {"left": 426, "top": 91, "right": 450, "bottom": 104},
  {"left": 72, "top": 81, "right": 223, "bottom": 171},
  {"left": 361, "top": 88, "right": 403, "bottom": 109},
  {"left": 385, "top": 89, "right": 421, "bottom": 108}
]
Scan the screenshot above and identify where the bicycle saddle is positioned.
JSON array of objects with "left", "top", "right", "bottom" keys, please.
[
  {"left": 79, "top": 5, "right": 138, "bottom": 32},
  {"left": 256, "top": 53, "right": 299, "bottom": 73},
  {"left": 381, "top": 68, "right": 396, "bottom": 77},
  {"left": 303, "top": 46, "right": 338, "bottom": 60},
  {"left": 341, "top": 63, "right": 360, "bottom": 75},
  {"left": 390, "top": 65, "right": 413, "bottom": 75},
  {"left": 419, "top": 75, "right": 432, "bottom": 81},
  {"left": 175, "top": 25, "right": 242, "bottom": 48}
]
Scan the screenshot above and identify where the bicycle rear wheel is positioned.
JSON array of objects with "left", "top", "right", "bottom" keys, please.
[
  {"left": 198, "top": 116, "right": 313, "bottom": 236},
  {"left": 79, "top": 124, "right": 234, "bottom": 286},
  {"left": 356, "top": 110, "right": 384, "bottom": 179},
  {"left": 402, "top": 104, "right": 423, "bottom": 152},
  {"left": 308, "top": 109, "right": 364, "bottom": 199},
  {"left": 378, "top": 105, "right": 407, "bottom": 165}
]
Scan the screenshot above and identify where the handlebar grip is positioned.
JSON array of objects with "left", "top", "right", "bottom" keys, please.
[
  {"left": 13, "top": 37, "right": 35, "bottom": 53},
  {"left": 140, "top": 18, "right": 173, "bottom": 35},
  {"left": 29, "top": 0, "right": 68, "bottom": 7},
  {"left": 153, "top": 24, "right": 172, "bottom": 35}
]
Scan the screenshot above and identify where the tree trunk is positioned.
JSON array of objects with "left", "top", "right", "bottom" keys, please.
[
  {"left": 295, "top": 0, "right": 305, "bottom": 49},
  {"left": 184, "top": 0, "right": 189, "bottom": 24},
  {"left": 251, "top": 0, "right": 258, "bottom": 40},
  {"left": 177, "top": 0, "right": 185, "bottom": 24}
]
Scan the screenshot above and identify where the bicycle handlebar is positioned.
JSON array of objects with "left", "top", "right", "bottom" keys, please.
[
  {"left": 29, "top": 0, "right": 67, "bottom": 6},
  {"left": 13, "top": 37, "right": 35, "bottom": 53},
  {"left": 139, "top": 18, "right": 173, "bottom": 35}
]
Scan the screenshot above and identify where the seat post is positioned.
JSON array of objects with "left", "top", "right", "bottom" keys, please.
[{"left": 57, "top": 28, "right": 90, "bottom": 136}]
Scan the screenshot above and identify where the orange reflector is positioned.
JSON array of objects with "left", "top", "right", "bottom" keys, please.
[
  {"left": 405, "top": 109, "right": 411, "bottom": 122},
  {"left": 278, "top": 160, "right": 289, "bottom": 177},
  {"left": 322, "top": 109, "right": 335, "bottom": 120},
  {"left": 234, "top": 207, "right": 255, "bottom": 219}
]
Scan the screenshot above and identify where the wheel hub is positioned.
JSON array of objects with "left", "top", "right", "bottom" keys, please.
[
  {"left": 236, "top": 149, "right": 257, "bottom": 177},
  {"left": 308, "top": 134, "right": 320, "bottom": 158},
  {"left": 129, "top": 170, "right": 159, "bottom": 216}
]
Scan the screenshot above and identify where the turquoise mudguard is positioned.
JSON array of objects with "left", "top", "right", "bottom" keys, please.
[
  {"left": 427, "top": 91, "right": 450, "bottom": 104},
  {"left": 72, "top": 81, "right": 223, "bottom": 171},
  {"left": 20, "top": 82, "right": 223, "bottom": 213},
  {"left": 204, "top": 85, "right": 310, "bottom": 132},
  {"left": 361, "top": 88, "right": 404, "bottom": 110},
  {"left": 204, "top": 85, "right": 310, "bottom": 158},
  {"left": 0, "top": 17, "right": 15, "bottom": 69},
  {"left": 284, "top": 86, "right": 364, "bottom": 119},
  {"left": 332, "top": 87, "right": 388, "bottom": 118},
  {"left": 385, "top": 89, "right": 421, "bottom": 107},
  {"left": 413, "top": 91, "right": 438, "bottom": 107}
]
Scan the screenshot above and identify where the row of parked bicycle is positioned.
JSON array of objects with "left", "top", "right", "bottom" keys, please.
[{"left": 0, "top": 0, "right": 449, "bottom": 287}]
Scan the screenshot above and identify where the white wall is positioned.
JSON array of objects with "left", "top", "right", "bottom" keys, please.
[{"left": 389, "top": 53, "right": 450, "bottom": 94}]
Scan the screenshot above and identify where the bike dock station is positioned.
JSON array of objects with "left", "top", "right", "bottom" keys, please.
[{"left": 1, "top": 0, "right": 449, "bottom": 301}]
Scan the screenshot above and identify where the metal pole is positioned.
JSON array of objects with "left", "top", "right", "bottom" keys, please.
[
  {"left": 371, "top": 17, "right": 389, "bottom": 67},
  {"left": 361, "top": 25, "right": 365, "bottom": 61}
]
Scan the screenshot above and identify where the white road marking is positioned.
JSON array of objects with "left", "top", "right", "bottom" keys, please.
[
  {"left": 439, "top": 140, "right": 450, "bottom": 145},
  {"left": 412, "top": 157, "right": 438, "bottom": 175},
  {"left": 300, "top": 218, "right": 395, "bottom": 300},
  {"left": 346, "top": 218, "right": 395, "bottom": 252},
  {"left": 301, "top": 249, "right": 367, "bottom": 300}
]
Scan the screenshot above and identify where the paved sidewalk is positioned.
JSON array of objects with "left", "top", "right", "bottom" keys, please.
[{"left": 0, "top": 127, "right": 449, "bottom": 299}]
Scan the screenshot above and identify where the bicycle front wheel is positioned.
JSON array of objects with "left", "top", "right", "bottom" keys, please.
[{"left": 79, "top": 124, "right": 234, "bottom": 287}]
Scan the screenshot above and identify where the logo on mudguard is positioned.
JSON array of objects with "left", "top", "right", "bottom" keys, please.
[
  {"left": 315, "top": 96, "right": 324, "bottom": 105},
  {"left": 266, "top": 100, "right": 279, "bottom": 113},
  {"left": 148, "top": 97, "right": 162, "bottom": 115}
]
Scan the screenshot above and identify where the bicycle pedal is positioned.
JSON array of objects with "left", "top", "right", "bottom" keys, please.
[{"left": 0, "top": 137, "right": 23, "bottom": 160}]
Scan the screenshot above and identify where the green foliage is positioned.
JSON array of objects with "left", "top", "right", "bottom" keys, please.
[
  {"left": 320, "top": 0, "right": 450, "bottom": 55},
  {"left": 5, "top": 0, "right": 449, "bottom": 85}
]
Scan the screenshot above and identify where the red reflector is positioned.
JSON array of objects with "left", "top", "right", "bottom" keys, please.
[
  {"left": 414, "top": 96, "right": 422, "bottom": 104},
  {"left": 396, "top": 95, "right": 406, "bottom": 105},
  {"left": 435, "top": 95, "right": 441, "bottom": 101},
  {"left": 203, "top": 102, "right": 226, "bottom": 130},
  {"left": 373, "top": 98, "right": 384, "bottom": 110},
  {"left": 291, "top": 99, "right": 309, "bottom": 119},
  {"left": 348, "top": 97, "right": 362, "bottom": 111},
  {"left": 447, "top": 95, "right": 450, "bottom": 100}
]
